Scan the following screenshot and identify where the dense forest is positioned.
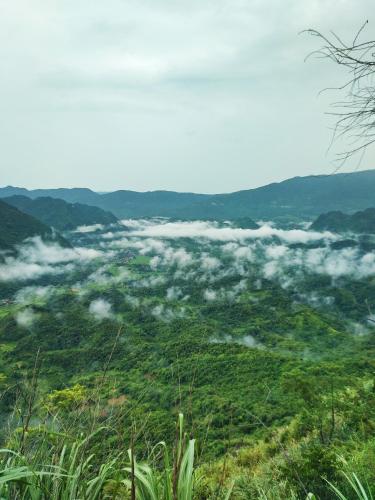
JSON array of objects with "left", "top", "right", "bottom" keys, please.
[
  {"left": 1, "top": 212, "right": 375, "bottom": 498},
  {"left": 0, "top": 200, "right": 68, "bottom": 252},
  {"left": 312, "top": 208, "right": 375, "bottom": 234},
  {"left": 3, "top": 195, "right": 118, "bottom": 231}
]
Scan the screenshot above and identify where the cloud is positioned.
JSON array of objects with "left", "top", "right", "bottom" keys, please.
[
  {"left": 0, "top": 260, "right": 70, "bottom": 282},
  {"left": 204, "top": 289, "right": 217, "bottom": 301},
  {"left": 0, "top": 237, "right": 101, "bottom": 282},
  {"left": 15, "top": 286, "right": 54, "bottom": 304},
  {"left": 200, "top": 254, "right": 221, "bottom": 271},
  {"left": 15, "top": 308, "right": 38, "bottom": 328},
  {"left": 203, "top": 279, "right": 248, "bottom": 302},
  {"left": 226, "top": 279, "right": 247, "bottom": 300},
  {"left": 151, "top": 303, "right": 185, "bottom": 321},
  {"left": 74, "top": 224, "right": 104, "bottom": 233},
  {"left": 124, "top": 294, "right": 140, "bottom": 308},
  {"left": 88, "top": 220, "right": 375, "bottom": 298},
  {"left": 86, "top": 265, "right": 131, "bottom": 287},
  {"left": 210, "top": 333, "right": 263, "bottom": 349},
  {"left": 112, "top": 235, "right": 195, "bottom": 272},
  {"left": 166, "top": 286, "right": 183, "bottom": 300},
  {"left": 7, "top": 218, "right": 375, "bottom": 320},
  {"left": 134, "top": 275, "right": 166, "bottom": 288},
  {"left": 89, "top": 298, "right": 113, "bottom": 320},
  {"left": 129, "top": 220, "right": 335, "bottom": 244},
  {"left": 16, "top": 237, "right": 102, "bottom": 264},
  {"left": 261, "top": 245, "right": 375, "bottom": 281}
]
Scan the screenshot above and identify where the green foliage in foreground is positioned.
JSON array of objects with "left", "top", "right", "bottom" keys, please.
[
  {"left": 0, "top": 413, "right": 371, "bottom": 499},
  {"left": 327, "top": 472, "right": 373, "bottom": 500},
  {"left": 0, "top": 414, "right": 196, "bottom": 500}
]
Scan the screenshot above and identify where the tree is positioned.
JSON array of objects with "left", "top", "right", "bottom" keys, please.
[{"left": 306, "top": 22, "right": 375, "bottom": 164}]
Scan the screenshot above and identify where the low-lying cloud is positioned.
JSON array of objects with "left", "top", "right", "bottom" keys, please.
[
  {"left": 8, "top": 219, "right": 375, "bottom": 328},
  {"left": 128, "top": 220, "right": 335, "bottom": 244},
  {"left": 0, "top": 237, "right": 102, "bottom": 282},
  {"left": 15, "top": 308, "right": 38, "bottom": 328},
  {"left": 89, "top": 298, "right": 113, "bottom": 320}
]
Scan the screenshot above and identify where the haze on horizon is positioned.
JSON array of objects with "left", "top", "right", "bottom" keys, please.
[{"left": 1, "top": 0, "right": 375, "bottom": 194}]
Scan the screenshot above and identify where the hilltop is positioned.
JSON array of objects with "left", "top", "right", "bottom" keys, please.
[
  {"left": 0, "top": 200, "right": 68, "bottom": 252},
  {"left": 3, "top": 195, "right": 118, "bottom": 231},
  {"left": 311, "top": 207, "right": 375, "bottom": 234}
]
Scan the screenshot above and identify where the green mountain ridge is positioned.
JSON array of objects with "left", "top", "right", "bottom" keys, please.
[
  {"left": 3, "top": 195, "right": 118, "bottom": 231},
  {"left": 2, "top": 169, "right": 375, "bottom": 219},
  {"left": 0, "top": 200, "right": 68, "bottom": 252},
  {"left": 311, "top": 207, "right": 375, "bottom": 233}
]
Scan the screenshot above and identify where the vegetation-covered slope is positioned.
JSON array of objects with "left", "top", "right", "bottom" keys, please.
[
  {"left": 3, "top": 195, "right": 118, "bottom": 231},
  {"left": 2, "top": 169, "right": 375, "bottom": 219},
  {"left": 0, "top": 186, "right": 211, "bottom": 218},
  {"left": 1, "top": 218, "right": 375, "bottom": 497},
  {"left": 311, "top": 207, "right": 375, "bottom": 233},
  {"left": 0, "top": 200, "right": 66, "bottom": 251}
]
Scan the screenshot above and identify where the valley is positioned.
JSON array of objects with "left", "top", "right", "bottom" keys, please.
[{"left": 1, "top": 207, "right": 375, "bottom": 497}]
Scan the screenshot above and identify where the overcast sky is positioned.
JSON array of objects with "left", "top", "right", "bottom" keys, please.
[{"left": 1, "top": 0, "right": 375, "bottom": 193}]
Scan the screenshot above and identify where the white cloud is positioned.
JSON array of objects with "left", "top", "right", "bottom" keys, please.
[
  {"left": 151, "top": 303, "right": 185, "bottom": 321},
  {"left": 129, "top": 220, "right": 335, "bottom": 244},
  {"left": 166, "top": 286, "right": 183, "bottom": 300},
  {"left": 204, "top": 289, "right": 217, "bottom": 301},
  {"left": 124, "top": 294, "right": 140, "bottom": 308},
  {"left": 89, "top": 298, "right": 113, "bottom": 320},
  {"left": 15, "top": 286, "right": 54, "bottom": 304},
  {"left": 0, "top": 237, "right": 101, "bottom": 282},
  {"left": 210, "top": 333, "right": 263, "bottom": 349},
  {"left": 200, "top": 255, "right": 220, "bottom": 271},
  {"left": 74, "top": 224, "right": 104, "bottom": 233},
  {"left": 15, "top": 308, "right": 38, "bottom": 328}
]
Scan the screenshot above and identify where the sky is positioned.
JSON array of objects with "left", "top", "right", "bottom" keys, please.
[{"left": 1, "top": 0, "right": 375, "bottom": 193}]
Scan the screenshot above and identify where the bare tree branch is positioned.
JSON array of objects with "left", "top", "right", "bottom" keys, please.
[{"left": 305, "top": 21, "right": 375, "bottom": 163}]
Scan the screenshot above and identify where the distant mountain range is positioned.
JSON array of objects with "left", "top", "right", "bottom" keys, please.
[
  {"left": 3, "top": 195, "right": 118, "bottom": 231},
  {"left": 1, "top": 169, "right": 375, "bottom": 219},
  {"left": 311, "top": 208, "right": 375, "bottom": 234},
  {"left": 0, "top": 186, "right": 209, "bottom": 219},
  {"left": 0, "top": 200, "right": 68, "bottom": 252}
]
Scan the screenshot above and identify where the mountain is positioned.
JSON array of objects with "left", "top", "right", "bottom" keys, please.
[
  {"left": 184, "top": 169, "right": 375, "bottom": 220},
  {"left": 3, "top": 196, "right": 118, "bottom": 231},
  {"left": 2, "top": 169, "right": 375, "bottom": 219},
  {"left": 0, "top": 186, "right": 100, "bottom": 205},
  {"left": 0, "top": 200, "right": 67, "bottom": 251},
  {"left": 311, "top": 208, "right": 375, "bottom": 234},
  {"left": 98, "top": 190, "right": 211, "bottom": 218},
  {"left": 0, "top": 186, "right": 210, "bottom": 218},
  {"left": 227, "top": 217, "right": 259, "bottom": 229}
]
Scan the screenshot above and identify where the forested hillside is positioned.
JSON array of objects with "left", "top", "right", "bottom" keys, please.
[
  {"left": 312, "top": 207, "right": 375, "bottom": 233},
  {"left": 1, "top": 217, "right": 375, "bottom": 497},
  {"left": 4, "top": 195, "right": 118, "bottom": 231},
  {"left": 0, "top": 200, "right": 67, "bottom": 252},
  {"left": 2, "top": 169, "right": 375, "bottom": 219}
]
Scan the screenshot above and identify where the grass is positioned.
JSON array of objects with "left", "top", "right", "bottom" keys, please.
[
  {"left": 0, "top": 410, "right": 371, "bottom": 499},
  {"left": 327, "top": 472, "right": 373, "bottom": 500},
  {"left": 0, "top": 428, "right": 117, "bottom": 499},
  {"left": 122, "top": 414, "right": 195, "bottom": 500},
  {"left": 0, "top": 414, "right": 197, "bottom": 499}
]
